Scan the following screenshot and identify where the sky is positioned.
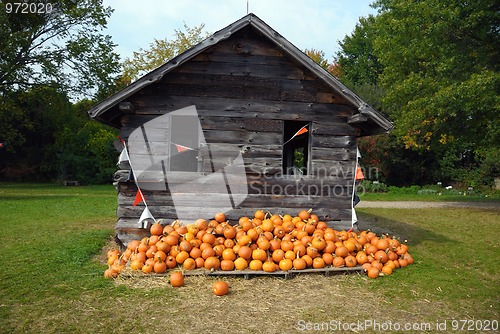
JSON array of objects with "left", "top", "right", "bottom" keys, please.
[{"left": 101, "top": 0, "right": 378, "bottom": 62}]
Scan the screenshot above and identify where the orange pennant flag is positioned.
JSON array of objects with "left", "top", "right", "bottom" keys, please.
[
  {"left": 294, "top": 126, "right": 308, "bottom": 137},
  {"left": 174, "top": 143, "right": 193, "bottom": 152},
  {"left": 133, "top": 189, "right": 144, "bottom": 206},
  {"left": 284, "top": 125, "right": 309, "bottom": 145}
]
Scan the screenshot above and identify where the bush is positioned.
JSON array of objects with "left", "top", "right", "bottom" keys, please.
[{"left": 361, "top": 180, "right": 388, "bottom": 193}]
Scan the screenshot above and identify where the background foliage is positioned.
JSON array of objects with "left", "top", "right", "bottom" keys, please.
[
  {"left": 335, "top": 0, "right": 499, "bottom": 189},
  {"left": 0, "top": 1, "right": 498, "bottom": 190}
]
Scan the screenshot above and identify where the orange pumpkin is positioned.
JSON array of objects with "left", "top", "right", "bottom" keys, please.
[
  {"left": 104, "top": 268, "right": 119, "bottom": 279},
  {"left": 293, "top": 257, "right": 307, "bottom": 270},
  {"left": 220, "top": 259, "right": 235, "bottom": 271},
  {"left": 344, "top": 255, "right": 357, "bottom": 267},
  {"left": 262, "top": 260, "right": 277, "bottom": 272},
  {"left": 251, "top": 248, "right": 267, "bottom": 262},
  {"left": 214, "top": 212, "right": 226, "bottom": 223},
  {"left": 153, "top": 259, "right": 167, "bottom": 273},
  {"left": 332, "top": 256, "right": 345, "bottom": 267},
  {"left": 382, "top": 265, "right": 393, "bottom": 275},
  {"left": 322, "top": 252, "right": 334, "bottom": 266},
  {"left": 183, "top": 258, "right": 196, "bottom": 270},
  {"left": 355, "top": 251, "right": 369, "bottom": 265},
  {"left": 335, "top": 246, "right": 349, "bottom": 258},
  {"left": 170, "top": 272, "right": 184, "bottom": 287},
  {"left": 234, "top": 257, "right": 248, "bottom": 270},
  {"left": 249, "top": 259, "right": 263, "bottom": 271},
  {"left": 298, "top": 209, "right": 310, "bottom": 221},
  {"left": 279, "top": 258, "right": 293, "bottom": 271},
  {"left": 204, "top": 256, "right": 221, "bottom": 270},
  {"left": 367, "top": 267, "right": 380, "bottom": 279},
  {"left": 312, "top": 257, "right": 325, "bottom": 269},
  {"left": 212, "top": 281, "right": 229, "bottom": 296}
]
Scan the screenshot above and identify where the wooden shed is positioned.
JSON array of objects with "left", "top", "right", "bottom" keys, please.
[{"left": 88, "top": 14, "right": 392, "bottom": 245}]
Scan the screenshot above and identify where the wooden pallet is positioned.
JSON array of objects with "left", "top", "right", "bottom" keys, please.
[{"left": 176, "top": 266, "right": 364, "bottom": 279}]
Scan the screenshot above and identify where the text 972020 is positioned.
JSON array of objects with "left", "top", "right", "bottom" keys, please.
[{"left": 5, "top": 2, "right": 53, "bottom": 14}]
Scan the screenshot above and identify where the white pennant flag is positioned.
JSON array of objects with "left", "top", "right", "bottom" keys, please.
[
  {"left": 352, "top": 206, "right": 358, "bottom": 226},
  {"left": 137, "top": 207, "right": 155, "bottom": 229},
  {"left": 117, "top": 146, "right": 130, "bottom": 165}
]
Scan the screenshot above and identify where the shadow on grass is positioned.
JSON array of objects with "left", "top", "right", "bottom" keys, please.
[{"left": 356, "top": 210, "right": 453, "bottom": 247}]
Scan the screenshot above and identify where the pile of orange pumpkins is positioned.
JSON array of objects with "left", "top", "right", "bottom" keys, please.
[{"left": 104, "top": 209, "right": 414, "bottom": 280}]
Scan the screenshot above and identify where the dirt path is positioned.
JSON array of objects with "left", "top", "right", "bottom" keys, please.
[{"left": 357, "top": 200, "right": 500, "bottom": 210}]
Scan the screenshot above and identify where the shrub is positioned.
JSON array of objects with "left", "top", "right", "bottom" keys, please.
[{"left": 361, "top": 180, "right": 388, "bottom": 193}]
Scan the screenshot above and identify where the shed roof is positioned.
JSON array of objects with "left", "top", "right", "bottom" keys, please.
[{"left": 88, "top": 13, "right": 393, "bottom": 135}]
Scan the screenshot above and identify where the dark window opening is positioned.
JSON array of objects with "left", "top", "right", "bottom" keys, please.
[{"left": 283, "top": 121, "right": 310, "bottom": 175}]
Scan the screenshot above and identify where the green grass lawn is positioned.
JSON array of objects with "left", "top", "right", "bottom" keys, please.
[
  {"left": 0, "top": 183, "right": 498, "bottom": 333},
  {"left": 360, "top": 191, "right": 499, "bottom": 202}
]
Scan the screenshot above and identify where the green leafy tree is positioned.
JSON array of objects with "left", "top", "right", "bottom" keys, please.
[
  {"left": 57, "top": 100, "right": 118, "bottom": 184},
  {"left": 122, "top": 23, "right": 207, "bottom": 82},
  {"left": 0, "top": 87, "right": 72, "bottom": 180},
  {"left": 0, "top": 0, "right": 121, "bottom": 97},
  {"left": 0, "top": 0, "right": 121, "bottom": 182},
  {"left": 335, "top": 15, "right": 382, "bottom": 87},
  {"left": 336, "top": 0, "right": 499, "bottom": 187},
  {"left": 372, "top": 0, "right": 499, "bottom": 152}
]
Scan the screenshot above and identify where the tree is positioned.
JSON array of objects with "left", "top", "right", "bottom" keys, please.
[
  {"left": 371, "top": 0, "right": 499, "bottom": 187},
  {"left": 0, "top": 0, "right": 121, "bottom": 182},
  {"left": 56, "top": 100, "right": 118, "bottom": 184},
  {"left": 122, "top": 23, "right": 207, "bottom": 82},
  {"left": 304, "top": 48, "right": 330, "bottom": 71},
  {"left": 335, "top": 15, "right": 382, "bottom": 87},
  {"left": 335, "top": 0, "right": 499, "bottom": 187},
  {"left": 0, "top": 0, "right": 121, "bottom": 97},
  {"left": 0, "top": 86, "right": 72, "bottom": 180}
]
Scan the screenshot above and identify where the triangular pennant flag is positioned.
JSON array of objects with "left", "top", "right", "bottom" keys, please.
[
  {"left": 117, "top": 146, "right": 130, "bottom": 165},
  {"left": 132, "top": 189, "right": 144, "bottom": 206},
  {"left": 137, "top": 207, "right": 155, "bottom": 228},
  {"left": 284, "top": 124, "right": 309, "bottom": 145},
  {"left": 352, "top": 206, "right": 358, "bottom": 227},
  {"left": 174, "top": 143, "right": 194, "bottom": 153},
  {"left": 294, "top": 126, "right": 309, "bottom": 137}
]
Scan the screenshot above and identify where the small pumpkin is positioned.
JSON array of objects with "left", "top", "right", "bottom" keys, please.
[
  {"left": 262, "top": 260, "right": 277, "bottom": 272},
  {"left": 150, "top": 223, "right": 164, "bottom": 236},
  {"left": 279, "top": 258, "right": 293, "bottom": 271},
  {"left": 212, "top": 281, "right": 229, "bottom": 296},
  {"left": 153, "top": 259, "right": 167, "bottom": 274},
  {"left": 204, "top": 256, "right": 221, "bottom": 270},
  {"left": 220, "top": 259, "right": 235, "bottom": 271},
  {"left": 183, "top": 258, "right": 196, "bottom": 270},
  {"left": 249, "top": 259, "right": 263, "bottom": 271},
  {"left": 234, "top": 257, "right": 248, "bottom": 270},
  {"left": 344, "top": 255, "right": 357, "bottom": 267},
  {"left": 312, "top": 257, "right": 325, "bottom": 269},
  {"left": 367, "top": 267, "right": 380, "bottom": 279},
  {"left": 293, "top": 257, "right": 307, "bottom": 270},
  {"left": 104, "top": 268, "right": 119, "bottom": 279},
  {"left": 170, "top": 272, "right": 184, "bottom": 287}
]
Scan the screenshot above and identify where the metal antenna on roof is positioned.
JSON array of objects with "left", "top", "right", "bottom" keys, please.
[{"left": 247, "top": 0, "right": 249, "bottom": 14}]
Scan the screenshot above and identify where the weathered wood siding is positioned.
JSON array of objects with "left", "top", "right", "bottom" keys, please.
[{"left": 114, "top": 27, "right": 359, "bottom": 245}]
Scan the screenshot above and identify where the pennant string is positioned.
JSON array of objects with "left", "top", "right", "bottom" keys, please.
[
  {"left": 351, "top": 147, "right": 360, "bottom": 227},
  {"left": 119, "top": 138, "right": 156, "bottom": 227},
  {"left": 120, "top": 143, "right": 151, "bottom": 211}
]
